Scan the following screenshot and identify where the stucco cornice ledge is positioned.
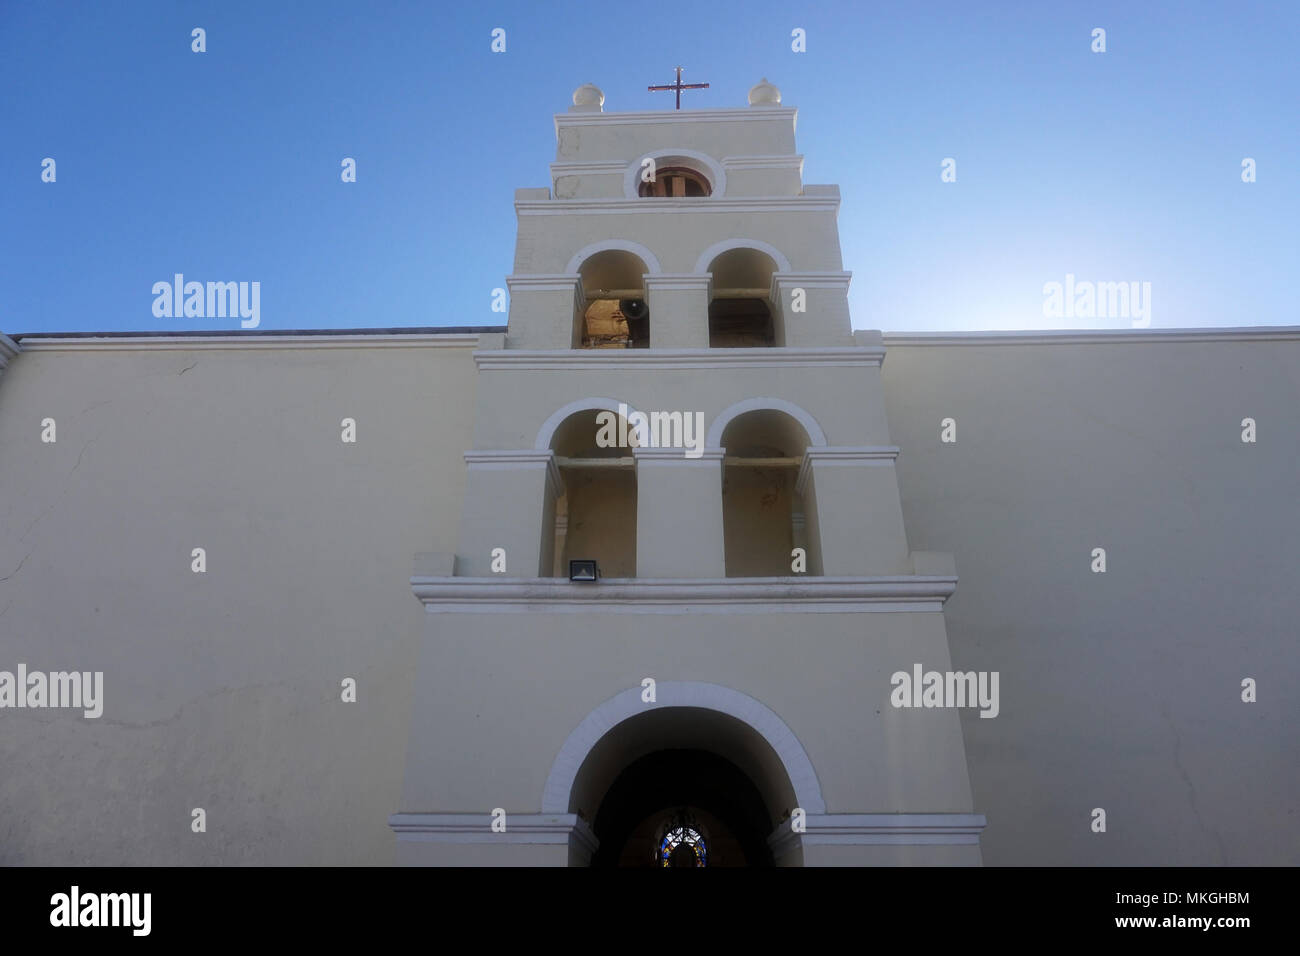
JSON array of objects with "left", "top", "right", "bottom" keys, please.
[
  {"left": 771, "top": 271, "right": 853, "bottom": 290},
  {"left": 549, "top": 160, "right": 628, "bottom": 176},
  {"left": 515, "top": 197, "right": 838, "bottom": 215},
  {"left": 388, "top": 813, "right": 598, "bottom": 854},
  {"left": 643, "top": 274, "right": 714, "bottom": 291},
  {"left": 555, "top": 107, "right": 797, "bottom": 130},
  {"left": 769, "top": 813, "right": 987, "bottom": 856},
  {"left": 410, "top": 576, "right": 957, "bottom": 613},
  {"left": 722, "top": 154, "right": 804, "bottom": 172},
  {"left": 0, "top": 334, "right": 18, "bottom": 370},
  {"left": 464, "top": 449, "right": 561, "bottom": 490},
  {"left": 473, "top": 347, "right": 884, "bottom": 370},
  {"left": 505, "top": 274, "right": 581, "bottom": 293},
  {"left": 882, "top": 326, "right": 1300, "bottom": 345},
  {"left": 13, "top": 333, "right": 482, "bottom": 351},
  {"left": 796, "top": 447, "right": 901, "bottom": 496}
]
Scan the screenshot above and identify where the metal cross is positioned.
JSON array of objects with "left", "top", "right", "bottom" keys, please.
[{"left": 648, "top": 67, "right": 709, "bottom": 109}]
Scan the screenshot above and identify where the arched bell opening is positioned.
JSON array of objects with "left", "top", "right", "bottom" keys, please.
[
  {"left": 576, "top": 249, "right": 651, "bottom": 349},
  {"left": 704, "top": 247, "right": 779, "bottom": 347}
]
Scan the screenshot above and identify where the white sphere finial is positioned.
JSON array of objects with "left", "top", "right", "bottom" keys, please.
[
  {"left": 748, "top": 77, "right": 781, "bottom": 106},
  {"left": 571, "top": 82, "right": 605, "bottom": 112}
]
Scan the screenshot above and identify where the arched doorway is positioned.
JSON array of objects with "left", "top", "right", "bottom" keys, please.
[
  {"left": 592, "top": 749, "right": 773, "bottom": 867},
  {"left": 549, "top": 693, "right": 820, "bottom": 867}
]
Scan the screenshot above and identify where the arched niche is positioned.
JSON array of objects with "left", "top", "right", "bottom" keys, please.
[
  {"left": 706, "top": 397, "right": 827, "bottom": 450},
  {"left": 545, "top": 404, "right": 640, "bottom": 577},
  {"left": 718, "top": 406, "right": 821, "bottom": 576}
]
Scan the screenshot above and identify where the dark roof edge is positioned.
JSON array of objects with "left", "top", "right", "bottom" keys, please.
[{"left": 11, "top": 326, "right": 507, "bottom": 341}]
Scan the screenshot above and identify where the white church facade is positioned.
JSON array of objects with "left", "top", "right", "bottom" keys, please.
[{"left": 0, "top": 81, "right": 1295, "bottom": 867}]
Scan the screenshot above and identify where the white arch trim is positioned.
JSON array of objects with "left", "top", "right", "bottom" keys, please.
[
  {"left": 564, "top": 240, "right": 662, "bottom": 277},
  {"left": 541, "top": 680, "right": 826, "bottom": 814},
  {"left": 534, "top": 396, "right": 644, "bottom": 451},
  {"left": 693, "top": 238, "right": 792, "bottom": 275},
  {"left": 622, "top": 147, "right": 728, "bottom": 199},
  {"left": 706, "top": 397, "right": 828, "bottom": 449}
]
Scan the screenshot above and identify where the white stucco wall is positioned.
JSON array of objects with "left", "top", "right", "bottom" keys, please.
[
  {"left": 881, "top": 329, "right": 1300, "bottom": 865},
  {"left": 397, "top": 607, "right": 974, "bottom": 819},
  {"left": 0, "top": 334, "right": 479, "bottom": 864},
  {"left": 2, "top": 327, "right": 1295, "bottom": 866}
]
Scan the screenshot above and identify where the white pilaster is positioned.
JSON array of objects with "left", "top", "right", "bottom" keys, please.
[
  {"left": 797, "top": 447, "right": 910, "bottom": 575},
  {"left": 770, "top": 271, "right": 854, "bottom": 347},
  {"left": 505, "top": 274, "right": 584, "bottom": 349},
  {"left": 643, "top": 274, "right": 713, "bottom": 349},
  {"left": 634, "top": 446, "right": 726, "bottom": 577},
  {"left": 457, "top": 450, "right": 563, "bottom": 577}
]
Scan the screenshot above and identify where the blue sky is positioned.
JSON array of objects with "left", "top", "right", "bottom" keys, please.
[{"left": 2, "top": 0, "right": 1296, "bottom": 334}]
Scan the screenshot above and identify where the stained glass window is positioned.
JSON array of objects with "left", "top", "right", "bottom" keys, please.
[{"left": 658, "top": 825, "right": 707, "bottom": 867}]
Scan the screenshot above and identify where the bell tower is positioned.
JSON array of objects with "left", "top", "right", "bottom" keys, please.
[{"left": 391, "top": 80, "right": 986, "bottom": 866}]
